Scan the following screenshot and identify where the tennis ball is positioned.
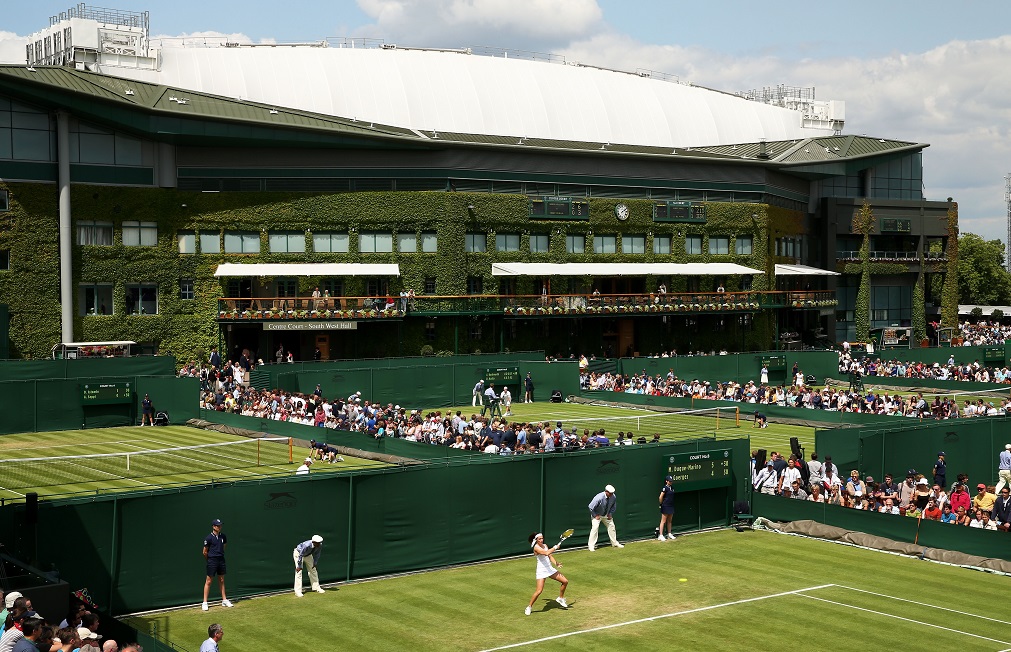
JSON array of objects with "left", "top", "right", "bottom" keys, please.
[{"left": 678, "top": 578, "right": 687, "bottom": 582}]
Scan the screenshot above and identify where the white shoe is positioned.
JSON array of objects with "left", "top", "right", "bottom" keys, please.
[
  {"left": 524, "top": 606, "right": 531, "bottom": 616},
  {"left": 222, "top": 599, "right": 233, "bottom": 607},
  {"left": 556, "top": 597, "right": 567, "bottom": 609},
  {"left": 613, "top": 543, "right": 624, "bottom": 548},
  {"left": 201, "top": 602, "right": 208, "bottom": 611},
  {"left": 337, "top": 456, "right": 344, "bottom": 462},
  {"left": 666, "top": 534, "right": 676, "bottom": 541},
  {"left": 295, "top": 592, "right": 304, "bottom": 597},
  {"left": 587, "top": 546, "right": 595, "bottom": 552},
  {"left": 315, "top": 588, "right": 325, "bottom": 593},
  {"left": 658, "top": 534, "right": 666, "bottom": 541}
]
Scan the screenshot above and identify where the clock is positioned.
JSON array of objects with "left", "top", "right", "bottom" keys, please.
[{"left": 614, "top": 203, "right": 630, "bottom": 221}]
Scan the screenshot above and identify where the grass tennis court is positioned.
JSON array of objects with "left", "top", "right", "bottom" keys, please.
[
  {"left": 125, "top": 528, "right": 1009, "bottom": 651},
  {"left": 0, "top": 425, "right": 389, "bottom": 502}
]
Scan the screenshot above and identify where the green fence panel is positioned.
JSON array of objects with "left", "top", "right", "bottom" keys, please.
[
  {"left": 373, "top": 366, "right": 455, "bottom": 408},
  {"left": 519, "top": 361, "right": 579, "bottom": 400},
  {"left": 813, "top": 425, "right": 862, "bottom": 476},
  {"left": 876, "top": 344, "right": 1007, "bottom": 366},
  {"left": 134, "top": 376, "right": 200, "bottom": 424},
  {"left": 854, "top": 375, "right": 1008, "bottom": 393},
  {"left": 31, "top": 499, "right": 116, "bottom": 609},
  {"left": 616, "top": 351, "right": 837, "bottom": 388},
  {"left": 0, "top": 357, "right": 175, "bottom": 381},
  {"left": 0, "top": 380, "right": 37, "bottom": 434}
]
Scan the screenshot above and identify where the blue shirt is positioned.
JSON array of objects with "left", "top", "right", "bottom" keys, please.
[
  {"left": 295, "top": 540, "right": 322, "bottom": 566},
  {"left": 200, "top": 637, "right": 219, "bottom": 652},
  {"left": 588, "top": 491, "right": 616, "bottom": 517},
  {"left": 203, "top": 531, "right": 226, "bottom": 558},
  {"left": 1000, "top": 450, "right": 1011, "bottom": 471}
]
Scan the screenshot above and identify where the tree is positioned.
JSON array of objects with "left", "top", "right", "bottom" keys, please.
[
  {"left": 940, "top": 202, "right": 960, "bottom": 328},
  {"left": 957, "top": 232, "right": 1011, "bottom": 307}
]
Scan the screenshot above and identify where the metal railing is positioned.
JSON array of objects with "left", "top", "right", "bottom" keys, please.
[
  {"left": 217, "top": 290, "right": 837, "bottom": 319},
  {"left": 836, "top": 250, "right": 925, "bottom": 261}
]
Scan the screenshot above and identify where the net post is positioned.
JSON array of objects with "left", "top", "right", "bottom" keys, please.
[
  {"left": 716, "top": 409, "right": 719, "bottom": 430},
  {"left": 126, "top": 453, "right": 130, "bottom": 472},
  {"left": 288, "top": 437, "right": 293, "bottom": 463},
  {"left": 257, "top": 438, "right": 261, "bottom": 466},
  {"left": 735, "top": 407, "right": 740, "bottom": 427}
]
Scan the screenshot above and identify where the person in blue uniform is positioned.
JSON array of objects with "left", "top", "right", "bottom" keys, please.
[
  {"left": 202, "top": 519, "right": 233, "bottom": 611},
  {"left": 933, "top": 451, "right": 947, "bottom": 489},
  {"left": 657, "top": 475, "right": 676, "bottom": 541},
  {"left": 141, "top": 393, "right": 154, "bottom": 426}
]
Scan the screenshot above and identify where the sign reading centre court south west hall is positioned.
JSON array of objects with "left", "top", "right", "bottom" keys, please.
[{"left": 262, "top": 321, "right": 358, "bottom": 331}]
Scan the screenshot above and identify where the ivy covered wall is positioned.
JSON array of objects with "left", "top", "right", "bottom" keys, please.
[{"left": 0, "top": 182, "right": 784, "bottom": 361}]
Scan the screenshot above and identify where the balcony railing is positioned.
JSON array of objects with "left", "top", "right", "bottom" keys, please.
[
  {"left": 836, "top": 250, "right": 941, "bottom": 262},
  {"left": 217, "top": 290, "right": 837, "bottom": 320}
]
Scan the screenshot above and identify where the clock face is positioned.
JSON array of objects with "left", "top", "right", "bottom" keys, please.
[{"left": 615, "top": 203, "right": 630, "bottom": 221}]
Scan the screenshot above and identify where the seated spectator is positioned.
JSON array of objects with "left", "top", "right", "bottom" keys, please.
[
  {"left": 940, "top": 504, "right": 957, "bottom": 524},
  {"left": 879, "top": 498, "right": 899, "bottom": 515},
  {"left": 922, "top": 499, "right": 943, "bottom": 521},
  {"left": 972, "top": 483, "right": 996, "bottom": 514},
  {"left": 954, "top": 505, "right": 972, "bottom": 526},
  {"left": 807, "top": 484, "right": 825, "bottom": 503}
]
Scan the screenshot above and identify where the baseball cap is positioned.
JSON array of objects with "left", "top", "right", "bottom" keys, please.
[
  {"left": 865, "top": 476, "right": 874, "bottom": 482},
  {"left": 665, "top": 475, "right": 673, "bottom": 482},
  {"left": 938, "top": 451, "right": 946, "bottom": 457},
  {"left": 4, "top": 591, "right": 22, "bottom": 609},
  {"left": 978, "top": 483, "right": 987, "bottom": 490},
  {"left": 906, "top": 468, "right": 916, "bottom": 476},
  {"left": 211, "top": 519, "right": 222, "bottom": 527},
  {"left": 1005, "top": 444, "right": 1011, "bottom": 451},
  {"left": 304, "top": 457, "right": 313, "bottom": 464},
  {"left": 605, "top": 484, "right": 616, "bottom": 493},
  {"left": 311, "top": 534, "right": 324, "bottom": 544},
  {"left": 78, "top": 628, "right": 102, "bottom": 640},
  {"left": 16, "top": 610, "right": 41, "bottom": 622}
]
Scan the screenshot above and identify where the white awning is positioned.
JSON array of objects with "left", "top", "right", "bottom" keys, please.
[
  {"left": 491, "top": 262, "right": 763, "bottom": 276},
  {"left": 959, "top": 304, "right": 1011, "bottom": 315},
  {"left": 774, "top": 264, "right": 840, "bottom": 276},
  {"left": 214, "top": 263, "right": 400, "bottom": 277}
]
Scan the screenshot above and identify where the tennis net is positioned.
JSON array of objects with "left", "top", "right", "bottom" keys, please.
[
  {"left": 561, "top": 406, "right": 740, "bottom": 440},
  {"left": 1, "top": 436, "right": 293, "bottom": 489}
]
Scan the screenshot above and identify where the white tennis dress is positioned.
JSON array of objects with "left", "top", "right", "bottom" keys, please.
[{"left": 535, "top": 549, "right": 557, "bottom": 579}]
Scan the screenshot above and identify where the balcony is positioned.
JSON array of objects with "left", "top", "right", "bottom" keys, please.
[
  {"left": 836, "top": 250, "right": 943, "bottom": 263},
  {"left": 216, "top": 290, "right": 836, "bottom": 321}
]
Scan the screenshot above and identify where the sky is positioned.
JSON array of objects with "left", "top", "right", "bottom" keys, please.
[{"left": 2, "top": 0, "right": 1010, "bottom": 244}]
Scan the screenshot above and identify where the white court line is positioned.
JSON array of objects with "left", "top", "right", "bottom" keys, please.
[
  {"left": 835, "top": 585, "right": 1011, "bottom": 626},
  {"left": 478, "top": 584, "right": 835, "bottom": 652},
  {"left": 796, "top": 593, "right": 1011, "bottom": 647},
  {"left": 0, "top": 485, "right": 26, "bottom": 498}
]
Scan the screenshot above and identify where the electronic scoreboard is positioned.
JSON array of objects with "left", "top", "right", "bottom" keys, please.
[{"left": 664, "top": 448, "right": 732, "bottom": 491}]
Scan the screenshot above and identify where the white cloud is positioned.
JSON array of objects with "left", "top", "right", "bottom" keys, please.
[
  {"left": 354, "top": 0, "right": 604, "bottom": 49},
  {"left": 0, "top": 31, "right": 28, "bottom": 64}
]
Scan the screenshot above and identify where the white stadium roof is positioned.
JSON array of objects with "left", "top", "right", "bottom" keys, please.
[{"left": 105, "top": 45, "right": 841, "bottom": 149}]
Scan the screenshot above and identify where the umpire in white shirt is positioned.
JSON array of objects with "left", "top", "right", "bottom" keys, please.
[
  {"left": 587, "top": 484, "right": 624, "bottom": 551},
  {"left": 293, "top": 535, "right": 325, "bottom": 596}
]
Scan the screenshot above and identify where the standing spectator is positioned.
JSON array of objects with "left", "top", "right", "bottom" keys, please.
[
  {"left": 657, "top": 475, "right": 675, "bottom": 541},
  {"left": 293, "top": 535, "right": 325, "bottom": 597},
  {"left": 102, "top": 641, "right": 118, "bottom": 652},
  {"left": 524, "top": 372, "right": 535, "bottom": 403},
  {"left": 472, "top": 379, "right": 484, "bottom": 407},
  {"left": 897, "top": 471, "right": 917, "bottom": 509},
  {"left": 200, "top": 624, "right": 223, "bottom": 652},
  {"left": 754, "top": 461, "right": 778, "bottom": 495},
  {"left": 140, "top": 394, "right": 154, "bottom": 426},
  {"left": 807, "top": 453, "right": 824, "bottom": 488},
  {"left": 275, "top": 345, "right": 284, "bottom": 365},
  {"left": 524, "top": 533, "right": 569, "bottom": 616},
  {"left": 12, "top": 616, "right": 42, "bottom": 652},
  {"left": 587, "top": 484, "right": 623, "bottom": 551},
  {"left": 760, "top": 364, "right": 769, "bottom": 385},
  {"left": 778, "top": 458, "right": 801, "bottom": 495},
  {"left": 54, "top": 627, "right": 81, "bottom": 652},
  {"left": 201, "top": 519, "right": 232, "bottom": 611},
  {"left": 933, "top": 452, "right": 947, "bottom": 489},
  {"left": 996, "top": 444, "right": 1011, "bottom": 495}
]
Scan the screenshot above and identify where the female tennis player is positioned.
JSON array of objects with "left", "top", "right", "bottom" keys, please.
[{"left": 525, "top": 532, "right": 568, "bottom": 615}]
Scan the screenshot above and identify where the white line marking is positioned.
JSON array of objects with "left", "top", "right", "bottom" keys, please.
[
  {"left": 0, "top": 485, "right": 26, "bottom": 498},
  {"left": 835, "top": 585, "right": 1011, "bottom": 626},
  {"left": 796, "top": 593, "right": 1011, "bottom": 646},
  {"left": 478, "top": 584, "right": 835, "bottom": 651}
]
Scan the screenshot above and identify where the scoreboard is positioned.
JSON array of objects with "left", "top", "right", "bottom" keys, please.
[
  {"left": 664, "top": 448, "right": 732, "bottom": 491},
  {"left": 81, "top": 381, "right": 133, "bottom": 405},
  {"left": 484, "top": 366, "right": 520, "bottom": 387}
]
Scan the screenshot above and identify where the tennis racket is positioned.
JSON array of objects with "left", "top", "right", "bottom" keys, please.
[{"left": 556, "top": 528, "right": 575, "bottom": 546}]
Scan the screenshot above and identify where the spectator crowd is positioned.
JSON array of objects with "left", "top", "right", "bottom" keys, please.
[
  {"left": 752, "top": 450, "right": 1011, "bottom": 531},
  {"left": 0, "top": 588, "right": 142, "bottom": 652},
  {"left": 955, "top": 320, "right": 1011, "bottom": 346}
]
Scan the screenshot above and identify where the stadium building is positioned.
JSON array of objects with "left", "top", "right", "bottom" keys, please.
[{"left": 0, "top": 4, "right": 956, "bottom": 362}]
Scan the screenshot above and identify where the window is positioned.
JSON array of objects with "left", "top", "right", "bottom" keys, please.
[
  {"left": 322, "top": 279, "right": 343, "bottom": 297},
  {"left": 397, "top": 233, "right": 417, "bottom": 253},
  {"left": 276, "top": 279, "right": 298, "bottom": 297},
  {"left": 0, "top": 189, "right": 8, "bottom": 211},
  {"left": 224, "top": 232, "right": 260, "bottom": 254},
  {"left": 497, "top": 233, "right": 520, "bottom": 252},
  {"left": 467, "top": 276, "right": 483, "bottom": 294},
  {"left": 359, "top": 232, "right": 393, "bottom": 253},
  {"left": 530, "top": 234, "right": 549, "bottom": 253},
  {"left": 710, "top": 237, "right": 730, "bottom": 255},
  {"left": 313, "top": 232, "right": 349, "bottom": 253},
  {"left": 366, "top": 278, "right": 388, "bottom": 296},
  {"left": 623, "top": 235, "right": 646, "bottom": 255},
  {"left": 178, "top": 232, "right": 195, "bottom": 254},
  {"left": 421, "top": 232, "right": 438, "bottom": 253},
  {"left": 593, "top": 235, "right": 617, "bottom": 254},
  {"left": 79, "top": 283, "right": 113, "bottom": 316},
  {"left": 424, "top": 277, "right": 436, "bottom": 294},
  {"left": 686, "top": 235, "right": 703, "bottom": 255},
  {"left": 125, "top": 283, "right": 157, "bottom": 315},
  {"left": 200, "top": 232, "right": 220, "bottom": 254},
  {"left": 653, "top": 236, "right": 671, "bottom": 255},
  {"left": 0, "top": 249, "right": 8, "bottom": 270},
  {"left": 469, "top": 322, "right": 483, "bottom": 340},
  {"left": 77, "top": 221, "right": 113, "bottom": 246},
  {"left": 735, "top": 236, "right": 753, "bottom": 255},
  {"left": 566, "top": 234, "right": 585, "bottom": 254},
  {"left": 425, "top": 321, "right": 436, "bottom": 341},
  {"left": 465, "top": 233, "right": 487, "bottom": 253},
  {"left": 123, "top": 221, "right": 158, "bottom": 247},
  {"left": 179, "top": 279, "right": 195, "bottom": 300},
  {"left": 269, "top": 232, "right": 305, "bottom": 253}
]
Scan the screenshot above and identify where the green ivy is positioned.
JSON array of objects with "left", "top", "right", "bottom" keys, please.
[
  {"left": 853, "top": 200, "right": 875, "bottom": 343},
  {"left": 0, "top": 183, "right": 788, "bottom": 360},
  {"left": 940, "top": 202, "right": 960, "bottom": 328},
  {"left": 912, "top": 271, "right": 926, "bottom": 343}
]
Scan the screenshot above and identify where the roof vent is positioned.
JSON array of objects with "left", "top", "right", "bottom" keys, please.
[{"left": 756, "top": 138, "right": 770, "bottom": 160}]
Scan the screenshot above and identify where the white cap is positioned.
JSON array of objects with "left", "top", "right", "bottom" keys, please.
[
  {"left": 1005, "top": 443, "right": 1010, "bottom": 450},
  {"left": 304, "top": 457, "right": 313, "bottom": 464},
  {"left": 605, "top": 484, "right": 616, "bottom": 493},
  {"left": 311, "top": 534, "right": 324, "bottom": 544}
]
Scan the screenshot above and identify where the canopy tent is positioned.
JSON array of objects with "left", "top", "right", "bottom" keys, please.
[
  {"left": 490, "top": 262, "right": 763, "bottom": 276},
  {"left": 774, "top": 264, "right": 840, "bottom": 276},
  {"left": 214, "top": 263, "right": 400, "bottom": 277}
]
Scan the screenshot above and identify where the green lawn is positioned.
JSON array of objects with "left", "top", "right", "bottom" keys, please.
[
  {"left": 0, "top": 425, "right": 389, "bottom": 502},
  {"left": 126, "top": 528, "right": 1009, "bottom": 651}
]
